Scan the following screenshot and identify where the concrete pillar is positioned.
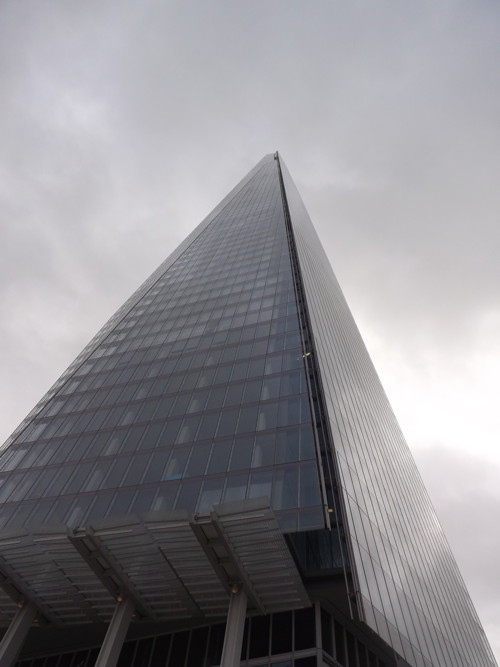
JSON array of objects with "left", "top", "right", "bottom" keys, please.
[
  {"left": 94, "top": 598, "right": 134, "bottom": 667},
  {"left": 0, "top": 602, "right": 37, "bottom": 666},
  {"left": 220, "top": 587, "right": 247, "bottom": 667}
]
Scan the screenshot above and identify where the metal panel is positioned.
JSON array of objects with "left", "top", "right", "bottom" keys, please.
[
  {"left": 0, "top": 501, "right": 309, "bottom": 627},
  {"left": 211, "top": 498, "right": 310, "bottom": 613},
  {"left": 0, "top": 526, "right": 114, "bottom": 625}
]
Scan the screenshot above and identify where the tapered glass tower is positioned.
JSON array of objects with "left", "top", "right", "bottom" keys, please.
[{"left": 0, "top": 154, "right": 495, "bottom": 667}]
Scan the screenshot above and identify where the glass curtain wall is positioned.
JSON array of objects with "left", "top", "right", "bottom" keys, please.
[{"left": 0, "top": 157, "right": 325, "bottom": 535}]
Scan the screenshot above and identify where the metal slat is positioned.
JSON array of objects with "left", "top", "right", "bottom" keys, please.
[{"left": 0, "top": 500, "right": 309, "bottom": 627}]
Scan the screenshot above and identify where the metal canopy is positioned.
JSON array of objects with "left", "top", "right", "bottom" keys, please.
[{"left": 0, "top": 498, "right": 309, "bottom": 628}]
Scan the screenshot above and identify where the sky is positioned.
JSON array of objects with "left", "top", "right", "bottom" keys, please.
[{"left": 0, "top": 0, "right": 499, "bottom": 660}]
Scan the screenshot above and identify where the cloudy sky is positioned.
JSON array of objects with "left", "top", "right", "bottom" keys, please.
[{"left": 0, "top": 0, "right": 499, "bottom": 659}]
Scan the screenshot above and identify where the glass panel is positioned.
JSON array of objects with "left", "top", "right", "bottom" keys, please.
[
  {"left": 207, "top": 441, "right": 232, "bottom": 474},
  {"left": 272, "top": 611, "right": 293, "bottom": 654},
  {"left": 151, "top": 635, "right": 171, "bottom": 666},
  {"left": 206, "top": 624, "right": 225, "bottom": 667},
  {"left": 294, "top": 607, "right": 315, "bottom": 650},
  {"left": 275, "top": 428, "right": 300, "bottom": 464},
  {"left": 187, "top": 627, "right": 209, "bottom": 666},
  {"left": 299, "top": 463, "right": 322, "bottom": 507},
  {"left": 176, "top": 480, "right": 202, "bottom": 512},
  {"left": 185, "top": 444, "right": 211, "bottom": 477},
  {"left": 168, "top": 631, "right": 189, "bottom": 666},
  {"left": 229, "top": 437, "right": 253, "bottom": 471},
  {"left": 272, "top": 467, "right": 298, "bottom": 510},
  {"left": 198, "top": 478, "right": 224, "bottom": 513},
  {"left": 252, "top": 433, "right": 275, "bottom": 468},
  {"left": 249, "top": 616, "right": 270, "bottom": 659},
  {"left": 223, "top": 475, "right": 248, "bottom": 503},
  {"left": 164, "top": 449, "right": 189, "bottom": 480},
  {"left": 249, "top": 470, "right": 272, "bottom": 501}
]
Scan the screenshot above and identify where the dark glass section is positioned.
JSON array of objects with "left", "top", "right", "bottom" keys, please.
[
  {"left": 294, "top": 607, "right": 315, "bottom": 651},
  {"left": 335, "top": 620, "right": 345, "bottom": 665},
  {"left": 206, "top": 623, "right": 225, "bottom": 666},
  {"left": 134, "top": 639, "right": 153, "bottom": 667},
  {"left": 358, "top": 641, "right": 368, "bottom": 667},
  {"left": 116, "top": 642, "right": 134, "bottom": 667},
  {"left": 240, "top": 619, "right": 249, "bottom": 661},
  {"left": 186, "top": 627, "right": 209, "bottom": 666},
  {"left": 287, "top": 529, "right": 344, "bottom": 573},
  {"left": 15, "top": 609, "right": 402, "bottom": 667},
  {"left": 272, "top": 611, "right": 293, "bottom": 654},
  {"left": 249, "top": 615, "right": 271, "bottom": 658},
  {"left": 150, "top": 635, "right": 171, "bottom": 666},
  {"left": 168, "top": 631, "right": 189, "bottom": 665},
  {"left": 321, "top": 607, "right": 333, "bottom": 657},
  {"left": 346, "top": 631, "right": 356, "bottom": 666}
]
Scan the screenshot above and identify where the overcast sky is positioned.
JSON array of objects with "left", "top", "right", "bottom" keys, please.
[{"left": 0, "top": 0, "right": 499, "bottom": 660}]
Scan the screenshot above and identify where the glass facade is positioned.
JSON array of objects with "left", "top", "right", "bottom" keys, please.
[
  {"left": 279, "top": 158, "right": 497, "bottom": 667},
  {"left": 14, "top": 605, "right": 393, "bottom": 667},
  {"left": 0, "top": 153, "right": 496, "bottom": 667},
  {"left": 0, "top": 157, "right": 324, "bottom": 536}
]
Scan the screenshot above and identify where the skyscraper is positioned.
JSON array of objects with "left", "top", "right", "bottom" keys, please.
[{"left": 0, "top": 154, "right": 495, "bottom": 667}]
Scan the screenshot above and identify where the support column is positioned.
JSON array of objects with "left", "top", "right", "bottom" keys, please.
[
  {"left": 0, "top": 602, "right": 37, "bottom": 667},
  {"left": 94, "top": 598, "right": 134, "bottom": 667},
  {"left": 314, "top": 601, "right": 323, "bottom": 665},
  {"left": 220, "top": 587, "right": 247, "bottom": 667}
]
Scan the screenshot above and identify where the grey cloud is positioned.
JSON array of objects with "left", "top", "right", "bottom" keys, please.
[
  {"left": 415, "top": 447, "right": 500, "bottom": 658},
  {"left": 0, "top": 0, "right": 499, "bottom": 659}
]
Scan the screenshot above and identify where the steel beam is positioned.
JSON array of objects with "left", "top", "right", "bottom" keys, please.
[
  {"left": 94, "top": 598, "right": 134, "bottom": 667},
  {"left": 220, "top": 588, "right": 247, "bottom": 667},
  {"left": 0, "top": 603, "right": 37, "bottom": 667}
]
